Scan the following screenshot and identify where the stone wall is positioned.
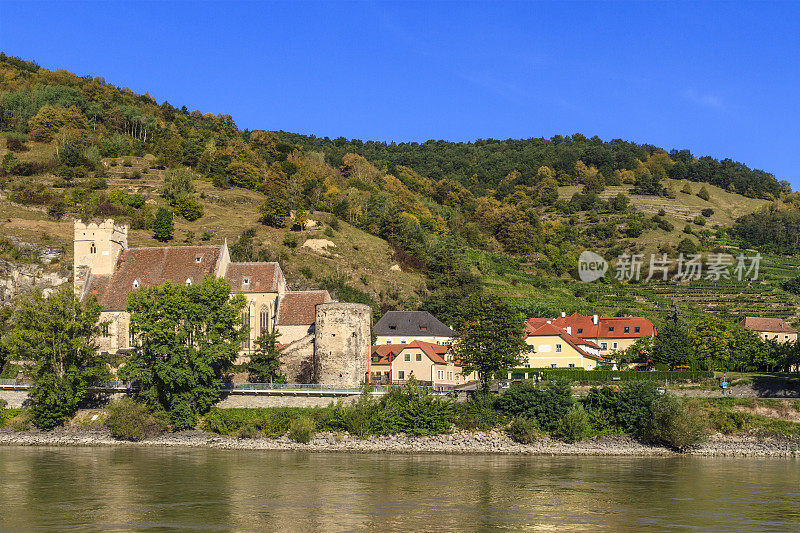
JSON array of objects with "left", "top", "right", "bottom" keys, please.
[
  {"left": 280, "top": 334, "right": 316, "bottom": 383},
  {"left": 216, "top": 393, "right": 359, "bottom": 409},
  {"left": 0, "top": 390, "right": 29, "bottom": 408},
  {"left": 314, "top": 303, "right": 371, "bottom": 387}
]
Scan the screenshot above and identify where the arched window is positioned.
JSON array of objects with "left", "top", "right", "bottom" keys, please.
[
  {"left": 132, "top": 279, "right": 140, "bottom": 289},
  {"left": 241, "top": 308, "right": 251, "bottom": 350},
  {"left": 89, "top": 242, "right": 96, "bottom": 254},
  {"left": 259, "top": 305, "right": 269, "bottom": 335},
  {"left": 186, "top": 278, "right": 192, "bottom": 286}
]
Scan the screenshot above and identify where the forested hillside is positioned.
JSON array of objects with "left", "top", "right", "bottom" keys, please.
[{"left": 1, "top": 53, "right": 798, "bottom": 327}]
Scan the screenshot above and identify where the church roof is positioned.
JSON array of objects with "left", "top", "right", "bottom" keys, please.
[
  {"left": 88, "top": 245, "right": 222, "bottom": 311},
  {"left": 225, "top": 262, "right": 283, "bottom": 293},
  {"left": 277, "top": 291, "right": 332, "bottom": 326}
]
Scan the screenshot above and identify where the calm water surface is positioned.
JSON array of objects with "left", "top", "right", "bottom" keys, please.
[{"left": 0, "top": 446, "right": 798, "bottom": 531}]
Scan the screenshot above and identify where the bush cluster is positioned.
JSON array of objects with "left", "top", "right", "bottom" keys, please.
[{"left": 104, "top": 398, "right": 168, "bottom": 441}]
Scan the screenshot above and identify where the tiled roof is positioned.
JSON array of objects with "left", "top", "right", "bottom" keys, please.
[
  {"left": 739, "top": 317, "right": 797, "bottom": 334},
  {"left": 369, "top": 341, "right": 452, "bottom": 366},
  {"left": 374, "top": 311, "right": 453, "bottom": 337},
  {"left": 400, "top": 340, "right": 449, "bottom": 364},
  {"left": 225, "top": 262, "right": 284, "bottom": 293},
  {"left": 277, "top": 291, "right": 332, "bottom": 326},
  {"left": 90, "top": 246, "right": 222, "bottom": 311},
  {"left": 524, "top": 312, "right": 656, "bottom": 340}
]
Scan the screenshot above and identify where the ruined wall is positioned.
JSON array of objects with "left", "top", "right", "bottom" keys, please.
[
  {"left": 279, "top": 334, "right": 316, "bottom": 383},
  {"left": 314, "top": 303, "right": 371, "bottom": 387}
]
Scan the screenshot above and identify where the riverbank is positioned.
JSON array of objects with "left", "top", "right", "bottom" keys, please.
[{"left": 2, "top": 426, "right": 798, "bottom": 457}]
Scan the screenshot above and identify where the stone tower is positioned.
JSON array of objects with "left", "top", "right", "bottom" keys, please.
[
  {"left": 73, "top": 219, "right": 128, "bottom": 294},
  {"left": 314, "top": 303, "right": 372, "bottom": 386}
]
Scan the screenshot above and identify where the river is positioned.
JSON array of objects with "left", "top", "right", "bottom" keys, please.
[{"left": 0, "top": 447, "right": 798, "bottom": 531}]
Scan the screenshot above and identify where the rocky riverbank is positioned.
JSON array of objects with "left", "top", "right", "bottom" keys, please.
[{"left": 1, "top": 427, "right": 798, "bottom": 457}]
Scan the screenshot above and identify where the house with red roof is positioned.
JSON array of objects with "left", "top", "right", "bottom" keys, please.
[
  {"left": 368, "top": 341, "right": 476, "bottom": 390},
  {"left": 522, "top": 322, "right": 607, "bottom": 370},
  {"left": 739, "top": 317, "right": 798, "bottom": 344},
  {"left": 524, "top": 312, "right": 656, "bottom": 359}
]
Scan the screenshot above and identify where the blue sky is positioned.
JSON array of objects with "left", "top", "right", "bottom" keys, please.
[{"left": 1, "top": 1, "right": 799, "bottom": 189}]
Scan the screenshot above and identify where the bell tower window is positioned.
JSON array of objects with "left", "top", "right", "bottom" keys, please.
[{"left": 90, "top": 242, "right": 96, "bottom": 254}]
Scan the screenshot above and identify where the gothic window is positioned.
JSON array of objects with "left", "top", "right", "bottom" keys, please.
[
  {"left": 259, "top": 306, "right": 269, "bottom": 335},
  {"left": 90, "top": 242, "right": 96, "bottom": 254},
  {"left": 241, "top": 308, "right": 251, "bottom": 350}
]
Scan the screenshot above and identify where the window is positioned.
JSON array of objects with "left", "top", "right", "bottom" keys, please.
[
  {"left": 416, "top": 353, "right": 422, "bottom": 361},
  {"left": 448, "top": 372, "right": 453, "bottom": 380},
  {"left": 398, "top": 371, "right": 405, "bottom": 380},
  {"left": 195, "top": 255, "right": 202, "bottom": 263},
  {"left": 438, "top": 370, "right": 443, "bottom": 379},
  {"left": 609, "top": 326, "right": 614, "bottom": 332},
  {"left": 132, "top": 279, "right": 140, "bottom": 289},
  {"left": 420, "top": 326, "right": 428, "bottom": 331},
  {"left": 568, "top": 363, "right": 575, "bottom": 368},
  {"left": 577, "top": 328, "right": 583, "bottom": 334},
  {"left": 241, "top": 309, "right": 251, "bottom": 350},
  {"left": 401, "top": 340, "right": 407, "bottom": 344},
  {"left": 386, "top": 340, "right": 392, "bottom": 345},
  {"left": 260, "top": 306, "right": 269, "bottom": 335},
  {"left": 128, "top": 327, "right": 136, "bottom": 348},
  {"left": 527, "top": 345, "right": 536, "bottom": 352},
  {"left": 634, "top": 326, "right": 640, "bottom": 333},
  {"left": 89, "top": 242, "right": 96, "bottom": 254},
  {"left": 372, "top": 356, "right": 380, "bottom": 363},
  {"left": 523, "top": 362, "right": 530, "bottom": 368},
  {"left": 555, "top": 343, "right": 562, "bottom": 353},
  {"left": 601, "top": 342, "right": 608, "bottom": 350},
  {"left": 442, "top": 340, "right": 452, "bottom": 346},
  {"left": 243, "top": 277, "right": 250, "bottom": 286},
  {"left": 624, "top": 326, "right": 630, "bottom": 333},
  {"left": 101, "top": 323, "right": 110, "bottom": 337},
  {"left": 186, "top": 278, "right": 192, "bottom": 286},
  {"left": 404, "top": 353, "right": 410, "bottom": 361},
  {"left": 613, "top": 342, "right": 618, "bottom": 349},
  {"left": 389, "top": 325, "right": 396, "bottom": 330},
  {"left": 550, "top": 363, "right": 557, "bottom": 368}
]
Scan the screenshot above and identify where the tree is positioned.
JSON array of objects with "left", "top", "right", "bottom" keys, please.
[
  {"left": 160, "top": 168, "right": 195, "bottom": 205},
  {"left": 4, "top": 288, "right": 109, "bottom": 429},
  {"left": 247, "top": 332, "right": 286, "bottom": 383},
  {"left": 652, "top": 309, "right": 692, "bottom": 368},
  {"left": 690, "top": 317, "right": 733, "bottom": 371},
  {"left": 450, "top": 294, "right": 526, "bottom": 392},
  {"left": 259, "top": 179, "right": 290, "bottom": 227},
  {"left": 175, "top": 196, "right": 204, "bottom": 221},
  {"left": 152, "top": 208, "right": 174, "bottom": 242},
  {"left": 697, "top": 185, "right": 710, "bottom": 201},
  {"left": 120, "top": 276, "right": 246, "bottom": 429}
]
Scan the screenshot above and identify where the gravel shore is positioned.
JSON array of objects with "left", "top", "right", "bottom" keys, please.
[{"left": 2, "top": 427, "right": 798, "bottom": 457}]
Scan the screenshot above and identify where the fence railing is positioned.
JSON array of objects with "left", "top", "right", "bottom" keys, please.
[{"left": 0, "top": 378, "right": 391, "bottom": 394}]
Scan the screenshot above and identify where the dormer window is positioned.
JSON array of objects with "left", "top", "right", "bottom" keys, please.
[
  {"left": 389, "top": 325, "right": 396, "bottom": 330},
  {"left": 243, "top": 277, "right": 250, "bottom": 286},
  {"left": 195, "top": 255, "right": 202, "bottom": 263},
  {"left": 609, "top": 327, "right": 614, "bottom": 332},
  {"left": 90, "top": 243, "right": 96, "bottom": 254},
  {"left": 186, "top": 278, "right": 193, "bottom": 286},
  {"left": 132, "top": 279, "right": 140, "bottom": 289},
  {"left": 577, "top": 328, "right": 583, "bottom": 334}
]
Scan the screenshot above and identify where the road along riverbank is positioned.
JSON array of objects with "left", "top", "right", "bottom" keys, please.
[{"left": 2, "top": 427, "right": 798, "bottom": 457}]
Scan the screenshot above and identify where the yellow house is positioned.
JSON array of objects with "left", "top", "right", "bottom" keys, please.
[
  {"left": 739, "top": 317, "right": 798, "bottom": 344},
  {"left": 368, "top": 341, "right": 476, "bottom": 391},
  {"left": 522, "top": 323, "right": 606, "bottom": 370},
  {"left": 374, "top": 310, "right": 453, "bottom": 346}
]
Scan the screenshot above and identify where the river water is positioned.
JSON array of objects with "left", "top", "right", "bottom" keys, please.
[{"left": 0, "top": 447, "right": 798, "bottom": 532}]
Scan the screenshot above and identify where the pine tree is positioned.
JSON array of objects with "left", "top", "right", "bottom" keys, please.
[
  {"left": 247, "top": 332, "right": 286, "bottom": 383},
  {"left": 152, "top": 208, "right": 174, "bottom": 242}
]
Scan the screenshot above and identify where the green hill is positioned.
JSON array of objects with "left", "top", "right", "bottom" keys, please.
[{"left": 1, "top": 53, "right": 798, "bottom": 327}]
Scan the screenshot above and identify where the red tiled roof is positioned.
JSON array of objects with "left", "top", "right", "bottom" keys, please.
[
  {"left": 276, "top": 291, "right": 332, "bottom": 326},
  {"left": 90, "top": 246, "right": 222, "bottom": 311},
  {"left": 370, "top": 344, "right": 401, "bottom": 366},
  {"left": 739, "top": 317, "right": 797, "bottom": 334},
  {"left": 225, "top": 262, "right": 283, "bottom": 293},
  {"left": 401, "top": 340, "right": 449, "bottom": 364},
  {"left": 524, "top": 313, "right": 656, "bottom": 340}
]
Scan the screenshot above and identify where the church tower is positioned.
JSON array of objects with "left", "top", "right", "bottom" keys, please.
[{"left": 73, "top": 219, "right": 128, "bottom": 294}]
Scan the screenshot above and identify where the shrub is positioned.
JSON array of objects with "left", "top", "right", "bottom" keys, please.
[
  {"left": 122, "top": 158, "right": 133, "bottom": 167},
  {"left": 694, "top": 215, "right": 706, "bottom": 226},
  {"left": 5, "top": 135, "right": 28, "bottom": 152},
  {"left": 454, "top": 393, "right": 506, "bottom": 431},
  {"left": 494, "top": 378, "right": 574, "bottom": 432},
  {"left": 289, "top": 416, "right": 315, "bottom": 443},
  {"left": 585, "top": 382, "right": 659, "bottom": 436},
  {"left": 507, "top": 417, "right": 540, "bottom": 444},
  {"left": 7, "top": 410, "right": 33, "bottom": 431},
  {"left": 556, "top": 404, "right": 591, "bottom": 443},
  {"left": 104, "top": 397, "right": 167, "bottom": 441},
  {"left": 371, "top": 379, "right": 454, "bottom": 436},
  {"left": 697, "top": 186, "right": 710, "bottom": 201},
  {"left": 701, "top": 208, "right": 714, "bottom": 217},
  {"left": 299, "top": 266, "right": 313, "bottom": 279},
  {"left": 200, "top": 232, "right": 212, "bottom": 241},
  {"left": 283, "top": 233, "right": 298, "bottom": 249},
  {"left": 175, "top": 195, "right": 204, "bottom": 221},
  {"left": 0, "top": 398, "right": 6, "bottom": 426},
  {"left": 645, "top": 394, "right": 708, "bottom": 450}
]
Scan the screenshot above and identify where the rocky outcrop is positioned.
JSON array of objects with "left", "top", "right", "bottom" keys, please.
[{"left": 0, "top": 259, "right": 70, "bottom": 304}]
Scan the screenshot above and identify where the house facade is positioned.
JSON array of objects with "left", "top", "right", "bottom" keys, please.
[
  {"left": 374, "top": 310, "right": 454, "bottom": 345},
  {"left": 368, "top": 341, "right": 475, "bottom": 391},
  {"left": 739, "top": 317, "right": 798, "bottom": 344},
  {"left": 524, "top": 312, "right": 656, "bottom": 358},
  {"left": 522, "top": 323, "right": 606, "bottom": 370}
]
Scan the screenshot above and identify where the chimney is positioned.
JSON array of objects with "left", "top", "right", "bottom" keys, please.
[
  {"left": 593, "top": 314, "right": 599, "bottom": 325},
  {"left": 566, "top": 326, "right": 572, "bottom": 335},
  {"left": 561, "top": 312, "right": 566, "bottom": 318}
]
